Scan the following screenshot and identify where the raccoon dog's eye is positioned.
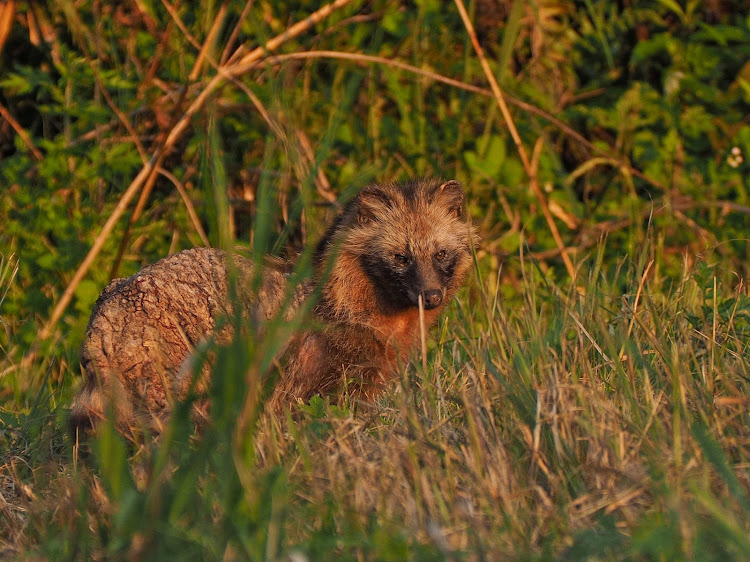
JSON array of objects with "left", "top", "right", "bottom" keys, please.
[
  {"left": 434, "top": 250, "right": 447, "bottom": 261},
  {"left": 394, "top": 254, "right": 410, "bottom": 267}
]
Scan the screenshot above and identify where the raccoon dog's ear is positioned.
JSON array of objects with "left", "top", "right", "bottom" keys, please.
[
  {"left": 434, "top": 180, "right": 464, "bottom": 219},
  {"left": 357, "top": 185, "right": 392, "bottom": 224}
]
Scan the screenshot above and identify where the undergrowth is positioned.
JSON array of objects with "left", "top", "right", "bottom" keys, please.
[{"left": 3, "top": 242, "right": 750, "bottom": 559}]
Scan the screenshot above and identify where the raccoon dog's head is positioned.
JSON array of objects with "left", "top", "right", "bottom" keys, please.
[{"left": 318, "top": 178, "right": 476, "bottom": 317}]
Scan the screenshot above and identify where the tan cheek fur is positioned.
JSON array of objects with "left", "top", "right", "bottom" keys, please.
[{"left": 324, "top": 251, "right": 443, "bottom": 351}]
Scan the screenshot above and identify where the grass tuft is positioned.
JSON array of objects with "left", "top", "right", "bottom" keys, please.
[{"left": 5, "top": 239, "right": 749, "bottom": 558}]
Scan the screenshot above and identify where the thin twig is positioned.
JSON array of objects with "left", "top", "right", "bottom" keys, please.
[
  {"left": 82, "top": 52, "right": 148, "bottom": 161},
  {"left": 220, "top": 0, "right": 255, "bottom": 65},
  {"left": 453, "top": 0, "right": 576, "bottom": 278},
  {"left": 158, "top": 167, "right": 211, "bottom": 247},
  {"left": 0, "top": 102, "right": 42, "bottom": 160},
  {"left": 296, "top": 129, "right": 337, "bottom": 203},
  {"left": 108, "top": 91, "right": 190, "bottom": 277},
  {"left": 188, "top": 1, "right": 228, "bottom": 81},
  {"left": 160, "top": 0, "right": 203, "bottom": 51},
  {"left": 108, "top": 161, "right": 164, "bottom": 279}
]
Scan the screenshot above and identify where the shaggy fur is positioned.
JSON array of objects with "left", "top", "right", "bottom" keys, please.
[{"left": 71, "top": 178, "right": 476, "bottom": 430}]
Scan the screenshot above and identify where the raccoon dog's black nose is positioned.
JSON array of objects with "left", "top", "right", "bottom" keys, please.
[{"left": 420, "top": 289, "right": 443, "bottom": 310}]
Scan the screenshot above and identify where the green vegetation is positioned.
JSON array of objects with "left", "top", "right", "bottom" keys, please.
[{"left": 2, "top": 0, "right": 750, "bottom": 558}]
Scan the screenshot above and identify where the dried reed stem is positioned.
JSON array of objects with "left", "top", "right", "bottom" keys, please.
[
  {"left": 0, "top": 102, "right": 42, "bottom": 160},
  {"left": 188, "top": 2, "right": 228, "bottom": 81},
  {"left": 453, "top": 0, "right": 576, "bottom": 279},
  {"left": 158, "top": 168, "right": 211, "bottom": 247},
  {"left": 418, "top": 294, "right": 428, "bottom": 374}
]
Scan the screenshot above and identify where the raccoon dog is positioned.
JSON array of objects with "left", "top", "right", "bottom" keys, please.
[{"left": 71, "top": 178, "right": 476, "bottom": 430}]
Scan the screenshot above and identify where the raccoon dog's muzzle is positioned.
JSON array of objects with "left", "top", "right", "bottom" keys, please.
[
  {"left": 406, "top": 287, "right": 444, "bottom": 310},
  {"left": 419, "top": 289, "right": 443, "bottom": 310}
]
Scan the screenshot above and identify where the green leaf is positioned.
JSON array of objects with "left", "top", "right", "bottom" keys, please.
[
  {"left": 630, "top": 34, "right": 671, "bottom": 66},
  {"left": 382, "top": 10, "right": 407, "bottom": 37},
  {"left": 74, "top": 279, "right": 100, "bottom": 314},
  {"left": 36, "top": 253, "right": 57, "bottom": 270},
  {"left": 464, "top": 134, "right": 506, "bottom": 178}
]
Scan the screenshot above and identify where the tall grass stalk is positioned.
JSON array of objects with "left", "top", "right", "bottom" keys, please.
[{"left": 5, "top": 236, "right": 749, "bottom": 558}]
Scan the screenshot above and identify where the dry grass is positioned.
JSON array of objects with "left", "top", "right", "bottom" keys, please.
[
  {"left": 244, "top": 248, "right": 750, "bottom": 557},
  {"left": 2, "top": 241, "right": 750, "bottom": 558}
]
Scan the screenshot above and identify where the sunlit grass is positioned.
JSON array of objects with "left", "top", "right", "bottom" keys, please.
[{"left": 2, "top": 238, "right": 749, "bottom": 558}]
